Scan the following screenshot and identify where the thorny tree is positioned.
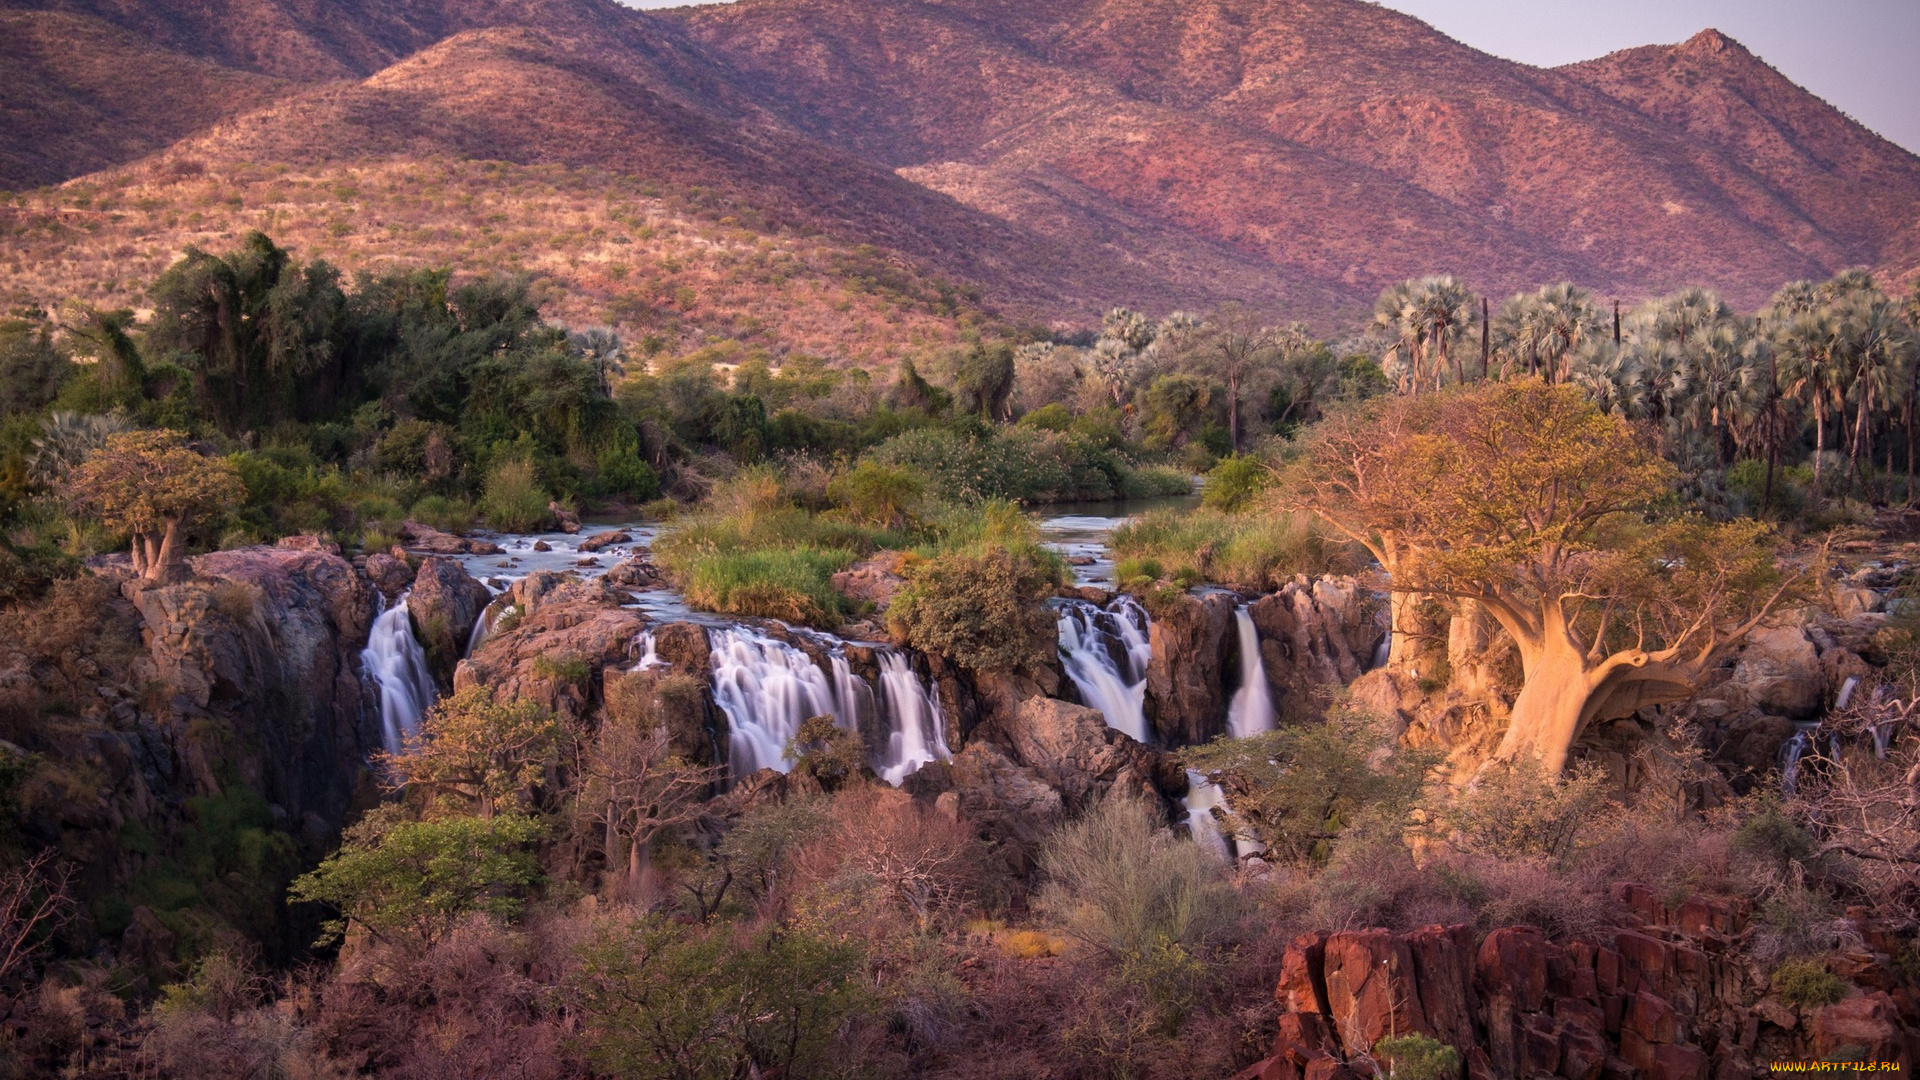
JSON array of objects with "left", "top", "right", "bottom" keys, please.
[
  {"left": 1285, "top": 381, "right": 1802, "bottom": 777},
  {"left": 60, "top": 429, "right": 244, "bottom": 583}
]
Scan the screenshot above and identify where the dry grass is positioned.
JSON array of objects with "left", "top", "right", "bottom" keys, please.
[{"left": 0, "top": 156, "right": 992, "bottom": 367}]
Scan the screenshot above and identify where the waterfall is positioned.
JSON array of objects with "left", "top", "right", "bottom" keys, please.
[
  {"left": 630, "top": 629, "right": 666, "bottom": 672},
  {"left": 874, "top": 651, "right": 951, "bottom": 786},
  {"left": 1780, "top": 723, "right": 1817, "bottom": 794},
  {"left": 1181, "top": 769, "right": 1232, "bottom": 861},
  {"left": 1055, "top": 594, "right": 1153, "bottom": 741},
  {"left": 1226, "top": 605, "right": 1275, "bottom": 738},
  {"left": 709, "top": 627, "right": 847, "bottom": 777},
  {"left": 361, "top": 592, "right": 437, "bottom": 754}
]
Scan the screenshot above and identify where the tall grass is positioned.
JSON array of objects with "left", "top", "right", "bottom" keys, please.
[
  {"left": 479, "top": 459, "right": 551, "bottom": 532},
  {"left": 681, "top": 547, "right": 857, "bottom": 626},
  {"left": 1108, "top": 508, "right": 1355, "bottom": 589}
]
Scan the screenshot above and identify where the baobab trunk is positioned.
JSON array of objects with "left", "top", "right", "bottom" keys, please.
[
  {"left": 1492, "top": 632, "right": 1593, "bottom": 778},
  {"left": 1385, "top": 590, "right": 1431, "bottom": 671}
]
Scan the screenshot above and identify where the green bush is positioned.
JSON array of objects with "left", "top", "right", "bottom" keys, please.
[
  {"left": 570, "top": 915, "right": 870, "bottom": 1080},
  {"left": 1018, "top": 403, "right": 1074, "bottom": 431},
  {"left": 1770, "top": 959, "right": 1845, "bottom": 1008},
  {"left": 408, "top": 494, "right": 473, "bottom": 533},
  {"left": 1182, "top": 702, "right": 1435, "bottom": 864},
  {"left": 827, "top": 461, "right": 925, "bottom": 529},
  {"left": 1124, "top": 464, "right": 1198, "bottom": 498},
  {"left": 1444, "top": 759, "right": 1612, "bottom": 861},
  {"left": 1201, "top": 455, "right": 1269, "bottom": 512},
  {"left": 1375, "top": 1033, "right": 1462, "bottom": 1080},
  {"left": 479, "top": 458, "right": 551, "bottom": 532},
  {"left": 866, "top": 425, "right": 1134, "bottom": 504},
  {"left": 887, "top": 546, "right": 1059, "bottom": 673}
]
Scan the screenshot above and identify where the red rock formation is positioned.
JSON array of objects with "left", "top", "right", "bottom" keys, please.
[{"left": 1230, "top": 884, "right": 1917, "bottom": 1080}]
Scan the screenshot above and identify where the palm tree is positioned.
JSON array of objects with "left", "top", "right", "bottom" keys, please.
[
  {"left": 1678, "top": 321, "right": 1766, "bottom": 465},
  {"left": 1775, "top": 310, "right": 1843, "bottom": 497},
  {"left": 1831, "top": 292, "right": 1915, "bottom": 499},
  {"left": 1404, "top": 276, "right": 1479, "bottom": 391},
  {"left": 1372, "top": 280, "right": 1425, "bottom": 393},
  {"left": 1493, "top": 283, "right": 1602, "bottom": 383}
]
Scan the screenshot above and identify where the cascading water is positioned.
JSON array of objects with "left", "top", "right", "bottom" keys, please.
[
  {"left": 1226, "top": 605, "right": 1276, "bottom": 738},
  {"left": 1780, "top": 723, "right": 1818, "bottom": 794},
  {"left": 1181, "top": 769, "right": 1232, "bottom": 861},
  {"left": 875, "top": 651, "right": 951, "bottom": 785},
  {"left": 630, "top": 629, "right": 666, "bottom": 671},
  {"left": 706, "top": 626, "right": 947, "bottom": 786},
  {"left": 709, "top": 627, "right": 847, "bottom": 777},
  {"left": 361, "top": 592, "right": 437, "bottom": 754},
  {"left": 1055, "top": 595, "right": 1153, "bottom": 741}
]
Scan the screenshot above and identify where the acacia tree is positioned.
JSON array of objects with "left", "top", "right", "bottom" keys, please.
[
  {"left": 1187, "top": 302, "right": 1278, "bottom": 452},
  {"left": 61, "top": 429, "right": 244, "bottom": 583},
  {"left": 582, "top": 681, "right": 719, "bottom": 894},
  {"left": 1286, "top": 381, "right": 1799, "bottom": 777}
]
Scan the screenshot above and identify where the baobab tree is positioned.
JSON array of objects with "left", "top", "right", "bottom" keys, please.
[
  {"left": 61, "top": 429, "right": 244, "bottom": 583},
  {"left": 1287, "top": 381, "right": 1799, "bottom": 778}
]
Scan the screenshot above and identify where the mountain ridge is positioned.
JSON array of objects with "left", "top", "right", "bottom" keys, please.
[{"left": 2, "top": 0, "right": 1915, "bottom": 341}]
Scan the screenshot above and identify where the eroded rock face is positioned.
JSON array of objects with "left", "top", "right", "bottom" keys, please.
[
  {"left": 1232, "top": 884, "right": 1918, "bottom": 1080},
  {"left": 1248, "top": 576, "right": 1387, "bottom": 712},
  {"left": 455, "top": 578, "right": 645, "bottom": 724},
  {"left": 406, "top": 557, "right": 492, "bottom": 687},
  {"left": 998, "top": 695, "right": 1159, "bottom": 809},
  {"left": 1145, "top": 590, "right": 1236, "bottom": 745},
  {"left": 1724, "top": 624, "right": 1824, "bottom": 719},
  {"left": 363, "top": 551, "right": 414, "bottom": 599}
]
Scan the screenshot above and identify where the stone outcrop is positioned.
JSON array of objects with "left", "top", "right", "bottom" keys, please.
[
  {"left": 1232, "top": 884, "right": 1918, "bottom": 1080},
  {"left": 831, "top": 551, "right": 911, "bottom": 612},
  {"left": 362, "top": 550, "right": 414, "bottom": 599},
  {"left": 577, "top": 529, "right": 632, "bottom": 553},
  {"left": 1146, "top": 590, "right": 1237, "bottom": 744},
  {"left": 997, "top": 695, "right": 1161, "bottom": 808},
  {"left": 1248, "top": 576, "right": 1387, "bottom": 712},
  {"left": 454, "top": 578, "right": 645, "bottom": 724},
  {"left": 406, "top": 556, "right": 492, "bottom": 687},
  {"left": 398, "top": 520, "right": 502, "bottom": 556}
]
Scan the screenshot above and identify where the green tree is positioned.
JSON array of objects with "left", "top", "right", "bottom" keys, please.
[
  {"left": 288, "top": 812, "right": 544, "bottom": 951},
  {"left": 953, "top": 342, "right": 1017, "bottom": 422},
  {"left": 1375, "top": 276, "right": 1479, "bottom": 393},
  {"left": 60, "top": 429, "right": 244, "bottom": 582},
  {"left": 887, "top": 546, "right": 1059, "bottom": 674}
]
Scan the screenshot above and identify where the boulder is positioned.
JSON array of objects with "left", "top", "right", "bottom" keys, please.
[
  {"left": 1145, "top": 590, "right": 1236, "bottom": 744},
  {"left": 1810, "top": 993, "right": 1905, "bottom": 1062},
  {"left": 906, "top": 742, "right": 1062, "bottom": 871},
  {"left": 1000, "top": 696, "right": 1155, "bottom": 808},
  {"left": 606, "top": 555, "right": 662, "bottom": 589},
  {"left": 578, "top": 530, "right": 632, "bottom": 553},
  {"left": 406, "top": 557, "right": 493, "bottom": 687},
  {"left": 399, "top": 520, "right": 502, "bottom": 556},
  {"left": 1322, "top": 929, "right": 1429, "bottom": 1052},
  {"left": 1724, "top": 625, "right": 1823, "bottom": 718},
  {"left": 549, "top": 502, "right": 581, "bottom": 533},
  {"left": 363, "top": 552, "right": 414, "bottom": 599}
]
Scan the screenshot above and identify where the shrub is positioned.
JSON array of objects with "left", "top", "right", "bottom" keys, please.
[
  {"left": 479, "top": 458, "right": 550, "bottom": 532},
  {"left": 1037, "top": 798, "right": 1243, "bottom": 963},
  {"left": 1201, "top": 455, "right": 1270, "bottom": 512},
  {"left": 1444, "top": 759, "right": 1612, "bottom": 862},
  {"left": 887, "top": 546, "right": 1059, "bottom": 674},
  {"left": 827, "top": 460, "right": 925, "bottom": 529},
  {"left": 569, "top": 915, "right": 871, "bottom": 1080},
  {"left": 1770, "top": 958, "right": 1844, "bottom": 1007},
  {"left": 408, "top": 494, "right": 473, "bottom": 533},
  {"left": 1375, "top": 1033, "right": 1462, "bottom": 1080},
  {"left": 1182, "top": 702, "right": 1434, "bottom": 864},
  {"left": 1125, "top": 464, "right": 1198, "bottom": 498}
]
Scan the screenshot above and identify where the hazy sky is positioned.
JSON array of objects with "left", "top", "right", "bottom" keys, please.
[{"left": 622, "top": 0, "right": 1920, "bottom": 154}]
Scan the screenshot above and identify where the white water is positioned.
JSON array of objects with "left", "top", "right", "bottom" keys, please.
[
  {"left": 875, "top": 651, "right": 951, "bottom": 785},
  {"left": 705, "top": 625, "right": 947, "bottom": 786},
  {"left": 1226, "top": 605, "right": 1276, "bottom": 738},
  {"left": 362, "top": 592, "right": 437, "bottom": 754},
  {"left": 1781, "top": 723, "right": 1817, "bottom": 793},
  {"left": 630, "top": 629, "right": 666, "bottom": 672},
  {"left": 1055, "top": 595, "right": 1154, "bottom": 741},
  {"left": 710, "top": 627, "right": 847, "bottom": 777},
  {"left": 1182, "top": 769, "right": 1232, "bottom": 860}
]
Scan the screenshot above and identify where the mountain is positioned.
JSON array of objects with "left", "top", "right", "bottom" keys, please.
[{"left": 1, "top": 0, "right": 1916, "bottom": 348}]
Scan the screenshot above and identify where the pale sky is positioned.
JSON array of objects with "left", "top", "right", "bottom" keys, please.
[{"left": 622, "top": 0, "right": 1920, "bottom": 154}]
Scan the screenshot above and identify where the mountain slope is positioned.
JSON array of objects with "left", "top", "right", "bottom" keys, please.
[{"left": 3, "top": 0, "right": 1917, "bottom": 337}]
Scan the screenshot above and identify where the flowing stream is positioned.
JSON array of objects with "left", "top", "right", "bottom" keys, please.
[{"left": 361, "top": 592, "right": 436, "bottom": 753}]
